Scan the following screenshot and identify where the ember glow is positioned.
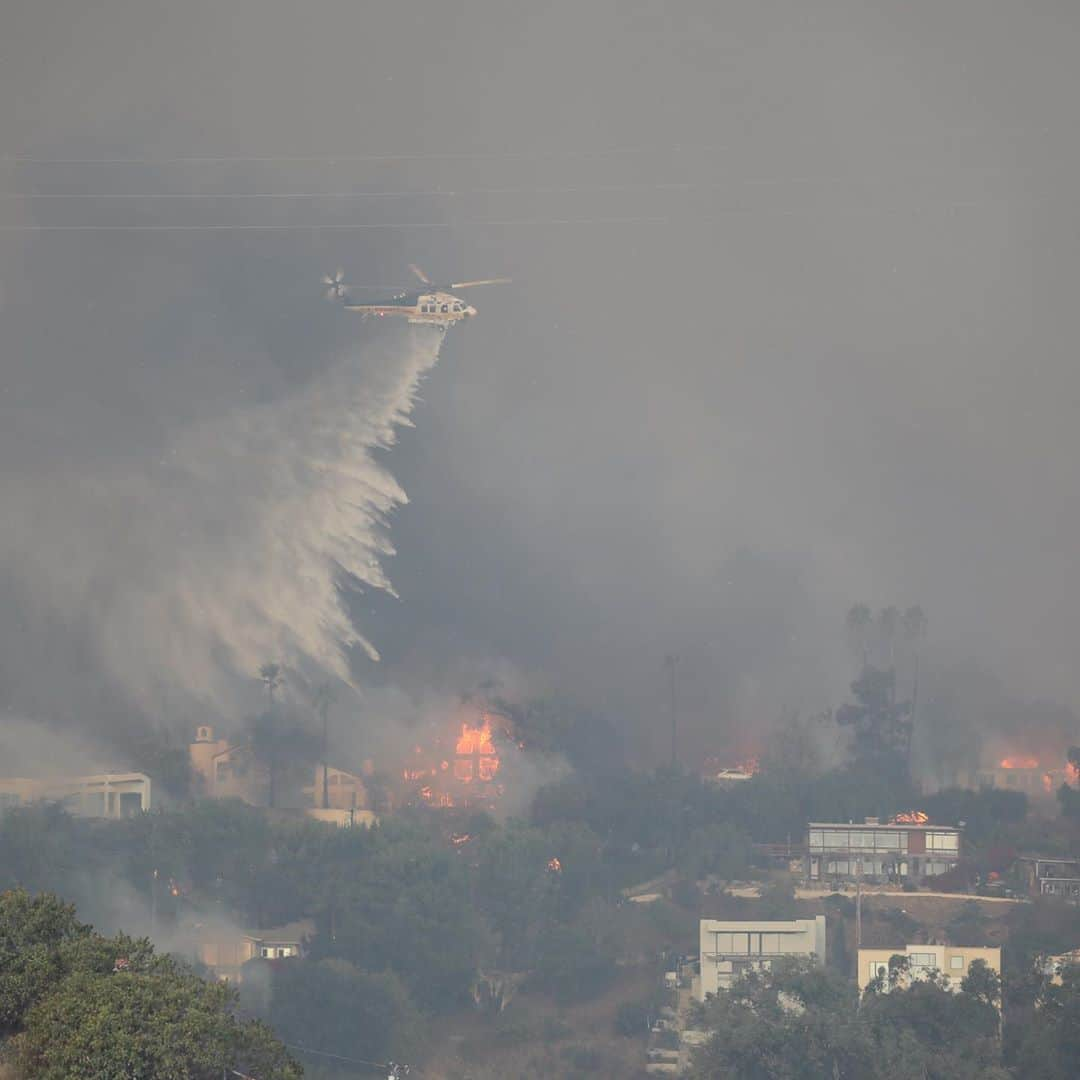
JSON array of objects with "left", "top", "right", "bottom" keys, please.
[
  {"left": 547, "top": 857, "right": 562, "bottom": 873},
  {"left": 999, "top": 756, "right": 1040, "bottom": 769},
  {"left": 891, "top": 810, "right": 929, "bottom": 824}
]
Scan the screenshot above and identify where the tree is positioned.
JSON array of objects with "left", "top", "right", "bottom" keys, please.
[
  {"left": 259, "top": 662, "right": 283, "bottom": 706},
  {"left": 689, "top": 959, "right": 1007, "bottom": 1080},
  {"left": 0, "top": 889, "right": 298, "bottom": 1079},
  {"left": 16, "top": 968, "right": 300, "bottom": 1079},
  {"left": 835, "top": 666, "right": 913, "bottom": 773},
  {"left": 846, "top": 604, "right": 874, "bottom": 666},
  {"left": 243, "top": 956, "right": 423, "bottom": 1068}
]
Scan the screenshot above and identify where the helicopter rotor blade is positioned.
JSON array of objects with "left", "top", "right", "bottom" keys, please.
[
  {"left": 449, "top": 277, "right": 512, "bottom": 289},
  {"left": 408, "top": 263, "right": 432, "bottom": 285}
]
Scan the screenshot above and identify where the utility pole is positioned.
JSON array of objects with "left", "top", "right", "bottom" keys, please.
[
  {"left": 855, "top": 857, "right": 863, "bottom": 951},
  {"left": 150, "top": 868, "right": 158, "bottom": 939},
  {"left": 665, "top": 653, "right": 679, "bottom": 769}
]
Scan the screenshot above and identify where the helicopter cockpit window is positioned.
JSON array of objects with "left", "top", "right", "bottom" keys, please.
[
  {"left": 453, "top": 303, "right": 463, "bottom": 312},
  {"left": 441, "top": 303, "right": 449, "bottom": 313}
]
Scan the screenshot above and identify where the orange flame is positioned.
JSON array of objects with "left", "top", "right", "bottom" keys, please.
[
  {"left": 454, "top": 717, "right": 500, "bottom": 784},
  {"left": 547, "top": 857, "right": 562, "bottom": 873},
  {"left": 999, "top": 756, "right": 1039, "bottom": 769},
  {"left": 891, "top": 810, "right": 929, "bottom": 824}
]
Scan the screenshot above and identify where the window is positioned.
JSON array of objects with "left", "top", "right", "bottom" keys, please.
[
  {"left": 950, "top": 955, "right": 964, "bottom": 970},
  {"left": 909, "top": 953, "right": 935, "bottom": 969},
  {"left": 760, "top": 933, "right": 781, "bottom": 954},
  {"left": 808, "top": 830, "right": 823, "bottom": 849},
  {"left": 441, "top": 303, "right": 449, "bottom": 313},
  {"left": 823, "top": 830, "right": 848, "bottom": 848},
  {"left": 927, "top": 832, "right": 959, "bottom": 852},
  {"left": 875, "top": 832, "right": 901, "bottom": 849}
]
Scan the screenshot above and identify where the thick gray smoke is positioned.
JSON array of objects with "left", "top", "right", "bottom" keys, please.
[{"left": 0, "top": 320, "right": 445, "bottom": 724}]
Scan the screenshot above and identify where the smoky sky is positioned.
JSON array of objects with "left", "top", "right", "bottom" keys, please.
[{"left": 3, "top": 1, "right": 1080, "bottom": 762}]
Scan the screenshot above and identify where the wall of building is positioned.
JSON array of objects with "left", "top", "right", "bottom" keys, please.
[
  {"left": 697, "top": 917, "right": 826, "bottom": 1000},
  {"left": 857, "top": 945, "right": 1001, "bottom": 993},
  {"left": 806, "top": 822, "right": 961, "bottom": 884},
  {"left": 0, "top": 773, "right": 151, "bottom": 818}
]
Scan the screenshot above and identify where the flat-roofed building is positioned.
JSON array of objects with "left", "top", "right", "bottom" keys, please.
[
  {"left": 1018, "top": 856, "right": 1080, "bottom": 904},
  {"left": 806, "top": 818, "right": 961, "bottom": 885},
  {"left": 696, "top": 917, "right": 826, "bottom": 999},
  {"left": 858, "top": 944, "right": 1001, "bottom": 993},
  {"left": 0, "top": 772, "right": 151, "bottom": 818}
]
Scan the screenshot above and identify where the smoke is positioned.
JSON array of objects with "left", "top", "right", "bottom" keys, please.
[{"left": 0, "top": 322, "right": 446, "bottom": 725}]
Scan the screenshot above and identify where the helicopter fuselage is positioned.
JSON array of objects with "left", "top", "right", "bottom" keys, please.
[{"left": 344, "top": 291, "right": 477, "bottom": 327}]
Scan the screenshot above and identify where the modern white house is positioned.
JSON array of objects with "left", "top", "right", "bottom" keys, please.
[
  {"left": 0, "top": 772, "right": 151, "bottom": 818},
  {"left": 696, "top": 917, "right": 827, "bottom": 999}
]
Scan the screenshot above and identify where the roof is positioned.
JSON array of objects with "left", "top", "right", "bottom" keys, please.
[
  {"left": 244, "top": 919, "right": 314, "bottom": 945},
  {"left": 807, "top": 822, "right": 961, "bottom": 832}
]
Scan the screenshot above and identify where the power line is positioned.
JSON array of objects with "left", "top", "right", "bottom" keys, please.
[
  {"left": 0, "top": 128, "right": 1053, "bottom": 166},
  {"left": 0, "top": 198, "right": 1036, "bottom": 232},
  {"left": 283, "top": 1042, "right": 411, "bottom": 1076},
  {"left": 0, "top": 167, "right": 1019, "bottom": 200}
]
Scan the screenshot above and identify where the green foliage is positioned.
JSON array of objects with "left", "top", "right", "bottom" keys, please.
[
  {"left": 835, "top": 666, "right": 913, "bottom": 773},
  {"left": 243, "top": 957, "right": 423, "bottom": 1067},
  {"left": 17, "top": 969, "right": 299, "bottom": 1079},
  {"left": 614, "top": 999, "right": 653, "bottom": 1036},
  {"left": 0, "top": 889, "right": 298, "bottom": 1079},
  {"left": 677, "top": 823, "right": 751, "bottom": 882},
  {"left": 308, "top": 832, "right": 485, "bottom": 1012},
  {"left": 530, "top": 922, "right": 616, "bottom": 1003},
  {"left": 922, "top": 787, "right": 1028, "bottom": 845},
  {"left": 1007, "top": 963, "right": 1080, "bottom": 1079},
  {"left": 689, "top": 960, "right": 1007, "bottom": 1080},
  {"left": 1057, "top": 782, "right": 1080, "bottom": 821}
]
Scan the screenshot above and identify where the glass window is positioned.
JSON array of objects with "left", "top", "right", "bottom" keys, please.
[
  {"left": 731, "top": 934, "right": 749, "bottom": 954},
  {"left": 713, "top": 933, "right": 733, "bottom": 954},
  {"left": 761, "top": 934, "right": 781, "bottom": 954},
  {"left": 950, "top": 955, "right": 964, "bottom": 970},
  {"left": 910, "top": 953, "right": 935, "bottom": 968},
  {"left": 441, "top": 303, "right": 449, "bottom": 313},
  {"left": 808, "top": 830, "right": 823, "bottom": 848},
  {"left": 823, "top": 831, "right": 848, "bottom": 848},
  {"left": 875, "top": 832, "right": 900, "bottom": 849}
]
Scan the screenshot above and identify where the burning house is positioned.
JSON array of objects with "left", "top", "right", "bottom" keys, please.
[{"left": 399, "top": 711, "right": 506, "bottom": 810}]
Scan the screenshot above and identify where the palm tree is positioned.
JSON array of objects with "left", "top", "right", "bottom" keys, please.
[
  {"left": 258, "top": 663, "right": 282, "bottom": 707},
  {"left": 312, "top": 682, "right": 337, "bottom": 810},
  {"left": 878, "top": 607, "right": 900, "bottom": 669},
  {"left": 845, "top": 605, "right": 873, "bottom": 666}
]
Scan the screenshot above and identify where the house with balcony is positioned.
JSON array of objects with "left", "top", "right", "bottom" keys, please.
[
  {"left": 695, "top": 917, "right": 826, "bottom": 999},
  {"left": 805, "top": 818, "right": 961, "bottom": 885}
]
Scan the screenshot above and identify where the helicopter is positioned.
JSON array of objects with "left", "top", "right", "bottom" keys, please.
[{"left": 322, "top": 264, "right": 510, "bottom": 328}]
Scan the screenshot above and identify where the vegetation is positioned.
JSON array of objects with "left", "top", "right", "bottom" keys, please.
[{"left": 0, "top": 889, "right": 298, "bottom": 1079}]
